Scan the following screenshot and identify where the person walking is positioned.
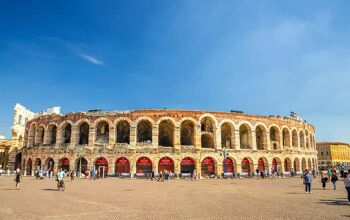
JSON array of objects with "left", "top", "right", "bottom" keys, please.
[
  {"left": 331, "top": 171, "right": 338, "bottom": 190},
  {"left": 14, "top": 169, "right": 22, "bottom": 190},
  {"left": 303, "top": 169, "right": 312, "bottom": 194},
  {"left": 57, "top": 168, "right": 65, "bottom": 191},
  {"left": 70, "top": 170, "right": 74, "bottom": 181},
  {"left": 321, "top": 172, "right": 329, "bottom": 190},
  {"left": 344, "top": 171, "right": 350, "bottom": 203}
]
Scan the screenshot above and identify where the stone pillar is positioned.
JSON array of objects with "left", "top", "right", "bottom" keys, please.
[
  {"left": 279, "top": 130, "right": 283, "bottom": 150},
  {"left": 89, "top": 127, "right": 95, "bottom": 147},
  {"left": 252, "top": 130, "right": 257, "bottom": 150},
  {"left": 130, "top": 160, "right": 136, "bottom": 176},
  {"left": 129, "top": 125, "right": 137, "bottom": 148},
  {"left": 152, "top": 125, "right": 158, "bottom": 148},
  {"left": 266, "top": 132, "right": 271, "bottom": 150},
  {"left": 234, "top": 130, "right": 240, "bottom": 150},
  {"left": 216, "top": 128, "right": 222, "bottom": 150},
  {"left": 109, "top": 126, "right": 115, "bottom": 145},
  {"left": 195, "top": 125, "right": 201, "bottom": 149},
  {"left": 56, "top": 128, "right": 63, "bottom": 145},
  {"left": 174, "top": 124, "right": 181, "bottom": 147},
  {"left": 71, "top": 126, "right": 79, "bottom": 146}
]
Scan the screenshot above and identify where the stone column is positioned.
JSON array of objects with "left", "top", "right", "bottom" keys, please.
[
  {"left": 266, "top": 132, "right": 271, "bottom": 150},
  {"left": 234, "top": 130, "right": 240, "bottom": 150},
  {"left": 152, "top": 125, "right": 158, "bottom": 148},
  {"left": 174, "top": 124, "right": 181, "bottom": 147},
  {"left": 129, "top": 125, "right": 137, "bottom": 148},
  {"left": 89, "top": 126, "right": 95, "bottom": 147},
  {"left": 252, "top": 130, "right": 257, "bottom": 150},
  {"left": 56, "top": 129, "right": 63, "bottom": 144},
  {"left": 216, "top": 128, "right": 222, "bottom": 150},
  {"left": 109, "top": 126, "right": 115, "bottom": 145},
  {"left": 195, "top": 125, "right": 201, "bottom": 149},
  {"left": 71, "top": 126, "right": 79, "bottom": 146},
  {"left": 279, "top": 130, "right": 283, "bottom": 150}
]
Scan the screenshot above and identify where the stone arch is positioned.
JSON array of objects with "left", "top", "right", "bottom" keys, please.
[
  {"left": 36, "top": 126, "right": 45, "bottom": 145},
  {"left": 94, "top": 157, "right": 109, "bottom": 177},
  {"left": 26, "top": 158, "right": 32, "bottom": 175},
  {"left": 255, "top": 125, "right": 267, "bottom": 150},
  {"left": 257, "top": 157, "right": 269, "bottom": 172},
  {"left": 137, "top": 120, "right": 153, "bottom": 143},
  {"left": 79, "top": 122, "right": 89, "bottom": 145},
  {"left": 272, "top": 157, "right": 282, "bottom": 173},
  {"left": 284, "top": 158, "right": 292, "bottom": 172},
  {"left": 45, "top": 157, "right": 55, "bottom": 171},
  {"left": 61, "top": 122, "right": 72, "bottom": 144},
  {"left": 34, "top": 158, "right": 42, "bottom": 170},
  {"left": 180, "top": 157, "right": 196, "bottom": 175},
  {"left": 294, "top": 158, "right": 300, "bottom": 172},
  {"left": 200, "top": 116, "right": 216, "bottom": 148},
  {"left": 299, "top": 130, "right": 305, "bottom": 148},
  {"left": 158, "top": 156, "right": 175, "bottom": 173},
  {"left": 292, "top": 129, "right": 298, "bottom": 148},
  {"left": 95, "top": 120, "right": 110, "bottom": 144},
  {"left": 136, "top": 156, "right": 153, "bottom": 174},
  {"left": 58, "top": 157, "right": 70, "bottom": 171},
  {"left": 221, "top": 122, "right": 234, "bottom": 149},
  {"left": 223, "top": 157, "right": 237, "bottom": 173},
  {"left": 198, "top": 113, "right": 218, "bottom": 128},
  {"left": 46, "top": 124, "right": 58, "bottom": 144},
  {"left": 180, "top": 120, "right": 195, "bottom": 146},
  {"left": 282, "top": 127, "right": 291, "bottom": 147},
  {"left": 116, "top": 120, "right": 130, "bottom": 144},
  {"left": 241, "top": 157, "right": 253, "bottom": 173},
  {"left": 75, "top": 157, "right": 88, "bottom": 174},
  {"left": 269, "top": 126, "right": 280, "bottom": 150},
  {"left": 158, "top": 120, "right": 175, "bottom": 147},
  {"left": 28, "top": 123, "right": 37, "bottom": 146},
  {"left": 301, "top": 157, "right": 307, "bottom": 171},
  {"left": 305, "top": 130, "right": 310, "bottom": 148},
  {"left": 239, "top": 123, "right": 252, "bottom": 149},
  {"left": 115, "top": 157, "right": 130, "bottom": 174},
  {"left": 201, "top": 157, "right": 216, "bottom": 177}
]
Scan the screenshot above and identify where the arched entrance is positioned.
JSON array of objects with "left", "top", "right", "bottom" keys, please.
[
  {"left": 241, "top": 157, "right": 251, "bottom": 173},
  {"left": 15, "top": 153, "right": 22, "bottom": 170},
  {"left": 258, "top": 158, "right": 266, "bottom": 172},
  {"left": 180, "top": 157, "right": 195, "bottom": 174},
  {"left": 201, "top": 157, "right": 216, "bottom": 177},
  {"left": 301, "top": 158, "right": 307, "bottom": 171},
  {"left": 115, "top": 157, "right": 130, "bottom": 174},
  {"left": 76, "top": 157, "right": 88, "bottom": 175},
  {"left": 223, "top": 157, "right": 234, "bottom": 173},
  {"left": 26, "top": 158, "right": 32, "bottom": 175},
  {"left": 95, "top": 157, "right": 108, "bottom": 178},
  {"left": 58, "top": 157, "right": 70, "bottom": 171},
  {"left": 272, "top": 158, "right": 282, "bottom": 173},
  {"left": 46, "top": 158, "right": 55, "bottom": 171},
  {"left": 294, "top": 158, "right": 300, "bottom": 172},
  {"left": 284, "top": 158, "right": 292, "bottom": 172},
  {"left": 158, "top": 157, "right": 174, "bottom": 173},
  {"left": 136, "top": 157, "right": 152, "bottom": 174},
  {"left": 35, "top": 158, "right": 42, "bottom": 170}
]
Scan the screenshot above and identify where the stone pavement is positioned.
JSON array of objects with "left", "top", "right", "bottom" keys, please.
[{"left": 0, "top": 176, "right": 349, "bottom": 220}]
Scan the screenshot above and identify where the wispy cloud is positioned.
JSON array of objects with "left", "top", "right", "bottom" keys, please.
[{"left": 78, "top": 53, "right": 104, "bottom": 65}]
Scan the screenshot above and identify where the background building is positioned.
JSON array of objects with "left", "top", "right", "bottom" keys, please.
[
  {"left": 316, "top": 142, "right": 350, "bottom": 171},
  {"left": 0, "top": 135, "right": 11, "bottom": 169}
]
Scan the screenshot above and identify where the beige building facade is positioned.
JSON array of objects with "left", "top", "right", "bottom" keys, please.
[
  {"left": 316, "top": 142, "right": 350, "bottom": 170},
  {"left": 21, "top": 109, "right": 318, "bottom": 177}
]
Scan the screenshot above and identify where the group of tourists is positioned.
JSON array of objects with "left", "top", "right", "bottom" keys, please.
[{"left": 302, "top": 167, "right": 350, "bottom": 203}]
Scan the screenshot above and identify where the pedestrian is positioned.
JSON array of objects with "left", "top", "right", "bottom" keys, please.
[
  {"left": 260, "top": 171, "right": 264, "bottom": 179},
  {"left": 70, "top": 170, "right": 74, "bottom": 181},
  {"left": 321, "top": 172, "right": 329, "bottom": 190},
  {"left": 303, "top": 169, "right": 312, "bottom": 194},
  {"left": 192, "top": 169, "right": 197, "bottom": 181},
  {"left": 151, "top": 171, "right": 155, "bottom": 181},
  {"left": 331, "top": 171, "right": 338, "bottom": 190},
  {"left": 326, "top": 168, "right": 332, "bottom": 179},
  {"left": 312, "top": 169, "right": 316, "bottom": 178},
  {"left": 344, "top": 171, "right": 350, "bottom": 203},
  {"left": 291, "top": 169, "right": 295, "bottom": 178},
  {"left": 255, "top": 168, "right": 259, "bottom": 179},
  {"left": 14, "top": 169, "right": 22, "bottom": 190}
]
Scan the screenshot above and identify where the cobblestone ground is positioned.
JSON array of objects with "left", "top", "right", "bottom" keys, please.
[{"left": 0, "top": 176, "right": 349, "bottom": 220}]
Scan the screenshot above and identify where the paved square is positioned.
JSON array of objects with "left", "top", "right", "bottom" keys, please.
[{"left": 0, "top": 176, "right": 349, "bottom": 220}]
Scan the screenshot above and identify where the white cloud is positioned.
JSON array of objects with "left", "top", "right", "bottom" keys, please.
[{"left": 78, "top": 53, "right": 104, "bottom": 65}]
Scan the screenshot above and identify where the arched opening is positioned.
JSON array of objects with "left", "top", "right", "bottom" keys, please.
[
  {"left": 201, "top": 117, "right": 215, "bottom": 148},
  {"left": 284, "top": 158, "right": 292, "bottom": 172},
  {"left": 305, "top": 130, "right": 310, "bottom": 148},
  {"left": 35, "top": 158, "right": 42, "bottom": 170},
  {"left": 201, "top": 133, "right": 214, "bottom": 148},
  {"left": 95, "top": 121, "right": 109, "bottom": 144},
  {"left": 270, "top": 126, "right": 280, "bottom": 150},
  {"left": 95, "top": 157, "right": 108, "bottom": 177},
  {"left": 301, "top": 158, "right": 307, "bottom": 171},
  {"left": 258, "top": 157, "right": 268, "bottom": 172},
  {"left": 308, "top": 158, "right": 312, "bottom": 169},
  {"left": 201, "top": 157, "right": 216, "bottom": 177},
  {"left": 47, "top": 125, "right": 57, "bottom": 144},
  {"left": 63, "top": 123, "right": 72, "bottom": 144},
  {"left": 18, "top": 115, "right": 22, "bottom": 124},
  {"left": 221, "top": 123, "right": 234, "bottom": 149},
  {"left": 272, "top": 158, "right": 282, "bottom": 173},
  {"left": 256, "top": 126, "right": 267, "bottom": 150},
  {"left": 79, "top": 122, "right": 89, "bottom": 145},
  {"left": 292, "top": 130, "right": 298, "bottom": 148},
  {"left": 58, "top": 157, "right": 70, "bottom": 171},
  {"left": 36, "top": 126, "right": 45, "bottom": 145},
  {"left": 241, "top": 157, "right": 252, "bottom": 173},
  {"left": 158, "top": 120, "right": 174, "bottom": 147},
  {"left": 15, "top": 153, "right": 22, "bottom": 170},
  {"left": 137, "top": 120, "right": 152, "bottom": 143},
  {"left": 46, "top": 157, "right": 54, "bottom": 171},
  {"left": 294, "top": 158, "right": 300, "bottom": 172},
  {"left": 282, "top": 128, "right": 290, "bottom": 147},
  {"left": 26, "top": 158, "right": 32, "bottom": 175},
  {"left": 116, "top": 121, "right": 130, "bottom": 144},
  {"left": 76, "top": 157, "right": 88, "bottom": 175},
  {"left": 299, "top": 131, "right": 305, "bottom": 148},
  {"left": 158, "top": 157, "right": 174, "bottom": 173},
  {"left": 115, "top": 157, "right": 130, "bottom": 174},
  {"left": 239, "top": 124, "right": 252, "bottom": 149},
  {"left": 180, "top": 157, "right": 195, "bottom": 174},
  {"left": 136, "top": 157, "right": 152, "bottom": 174},
  {"left": 180, "top": 120, "right": 195, "bottom": 146},
  {"left": 28, "top": 124, "right": 36, "bottom": 146},
  {"left": 223, "top": 157, "right": 235, "bottom": 173}
]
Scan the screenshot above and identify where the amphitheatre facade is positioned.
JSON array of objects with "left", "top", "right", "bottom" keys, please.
[{"left": 22, "top": 109, "right": 318, "bottom": 177}]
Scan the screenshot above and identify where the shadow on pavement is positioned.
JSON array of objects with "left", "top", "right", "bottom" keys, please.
[
  {"left": 319, "top": 199, "right": 349, "bottom": 206},
  {"left": 3, "top": 189, "right": 18, "bottom": 190},
  {"left": 42, "top": 189, "right": 58, "bottom": 191}
]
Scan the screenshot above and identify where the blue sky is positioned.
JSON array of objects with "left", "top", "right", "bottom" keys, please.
[{"left": 0, "top": 1, "right": 349, "bottom": 142}]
